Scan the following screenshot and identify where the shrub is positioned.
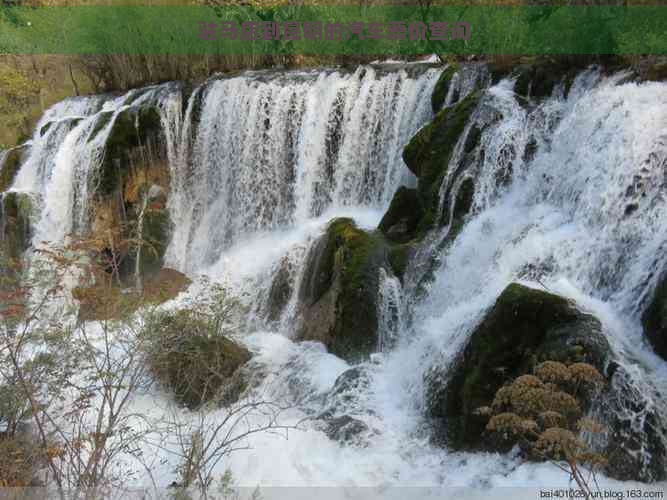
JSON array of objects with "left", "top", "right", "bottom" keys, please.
[
  {"left": 478, "top": 361, "right": 607, "bottom": 497},
  {"left": 143, "top": 308, "right": 251, "bottom": 410}
]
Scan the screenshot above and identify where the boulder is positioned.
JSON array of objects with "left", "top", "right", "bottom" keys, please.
[
  {"left": 144, "top": 308, "right": 251, "bottom": 409},
  {"left": 426, "top": 283, "right": 610, "bottom": 450},
  {"left": 321, "top": 415, "right": 372, "bottom": 446},
  {"left": 426, "top": 282, "right": 667, "bottom": 482},
  {"left": 296, "top": 218, "right": 389, "bottom": 360},
  {"left": 266, "top": 256, "right": 295, "bottom": 323},
  {"left": 316, "top": 367, "right": 376, "bottom": 446}
]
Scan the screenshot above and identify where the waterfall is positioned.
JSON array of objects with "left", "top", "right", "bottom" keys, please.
[
  {"left": 377, "top": 267, "right": 404, "bottom": 352},
  {"left": 165, "top": 66, "right": 440, "bottom": 272},
  {"left": 4, "top": 62, "right": 667, "bottom": 490}
]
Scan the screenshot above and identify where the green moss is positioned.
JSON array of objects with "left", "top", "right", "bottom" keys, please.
[
  {"left": 0, "top": 146, "right": 26, "bottom": 193},
  {"left": 439, "top": 176, "right": 475, "bottom": 236},
  {"left": 431, "top": 64, "right": 459, "bottom": 113},
  {"left": 429, "top": 283, "right": 609, "bottom": 449},
  {"left": 402, "top": 91, "right": 481, "bottom": 236},
  {"left": 118, "top": 202, "right": 171, "bottom": 281},
  {"left": 138, "top": 206, "right": 170, "bottom": 276}
]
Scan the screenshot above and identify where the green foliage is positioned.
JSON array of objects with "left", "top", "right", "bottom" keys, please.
[{"left": 0, "top": 63, "right": 39, "bottom": 114}]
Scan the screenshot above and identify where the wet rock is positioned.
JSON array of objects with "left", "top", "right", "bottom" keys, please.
[
  {"left": 601, "top": 367, "right": 667, "bottom": 482},
  {"left": 325, "top": 366, "right": 372, "bottom": 411},
  {"left": 431, "top": 64, "right": 459, "bottom": 113},
  {"left": 0, "top": 145, "right": 28, "bottom": 193},
  {"left": 0, "top": 191, "right": 34, "bottom": 261},
  {"left": 321, "top": 415, "right": 371, "bottom": 446},
  {"left": 403, "top": 91, "right": 481, "bottom": 235},
  {"left": 296, "top": 218, "right": 390, "bottom": 361},
  {"left": 266, "top": 256, "right": 295, "bottom": 322},
  {"left": 426, "top": 283, "right": 610, "bottom": 450},
  {"left": 641, "top": 272, "right": 667, "bottom": 360},
  {"left": 316, "top": 367, "right": 376, "bottom": 446},
  {"left": 426, "top": 282, "right": 667, "bottom": 482},
  {"left": 378, "top": 186, "right": 423, "bottom": 243}
]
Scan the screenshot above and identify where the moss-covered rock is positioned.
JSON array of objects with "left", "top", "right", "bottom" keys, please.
[
  {"left": 0, "top": 146, "right": 27, "bottom": 193},
  {"left": 297, "top": 218, "right": 389, "bottom": 360},
  {"left": 427, "top": 283, "right": 610, "bottom": 450},
  {"left": 144, "top": 308, "right": 251, "bottom": 409},
  {"left": 0, "top": 191, "right": 34, "bottom": 261},
  {"left": 378, "top": 187, "right": 423, "bottom": 243},
  {"left": 96, "top": 105, "right": 163, "bottom": 196},
  {"left": 403, "top": 91, "right": 481, "bottom": 235},
  {"left": 431, "top": 64, "right": 459, "bottom": 113},
  {"left": 641, "top": 274, "right": 667, "bottom": 360}
]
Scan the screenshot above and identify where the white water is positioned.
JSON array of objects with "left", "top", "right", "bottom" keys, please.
[
  {"left": 5, "top": 64, "right": 667, "bottom": 495},
  {"left": 165, "top": 66, "right": 439, "bottom": 272}
]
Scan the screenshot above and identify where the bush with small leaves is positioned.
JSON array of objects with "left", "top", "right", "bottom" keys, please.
[
  {"left": 142, "top": 308, "right": 251, "bottom": 410},
  {"left": 479, "top": 360, "right": 607, "bottom": 497}
]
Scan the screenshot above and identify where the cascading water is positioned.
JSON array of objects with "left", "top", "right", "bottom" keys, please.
[
  {"left": 165, "top": 66, "right": 440, "bottom": 273},
  {"left": 4, "top": 62, "right": 667, "bottom": 494},
  {"left": 9, "top": 85, "right": 181, "bottom": 247}
]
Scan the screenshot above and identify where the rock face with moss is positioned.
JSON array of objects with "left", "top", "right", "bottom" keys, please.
[
  {"left": 266, "top": 257, "right": 296, "bottom": 323},
  {"left": 296, "top": 218, "right": 391, "bottom": 360},
  {"left": 431, "top": 64, "right": 459, "bottom": 113},
  {"left": 641, "top": 274, "right": 667, "bottom": 360},
  {"left": 87, "top": 101, "right": 172, "bottom": 284},
  {"left": 379, "top": 187, "right": 423, "bottom": 244},
  {"left": 402, "top": 91, "right": 480, "bottom": 236},
  {"left": 0, "top": 191, "right": 34, "bottom": 261}
]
